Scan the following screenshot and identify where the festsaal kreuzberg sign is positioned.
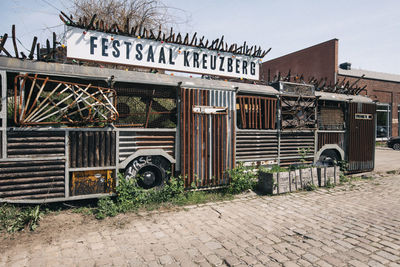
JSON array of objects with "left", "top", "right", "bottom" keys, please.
[{"left": 66, "top": 26, "right": 260, "bottom": 80}]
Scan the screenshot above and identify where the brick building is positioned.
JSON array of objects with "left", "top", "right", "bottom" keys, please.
[{"left": 261, "top": 39, "right": 400, "bottom": 138}]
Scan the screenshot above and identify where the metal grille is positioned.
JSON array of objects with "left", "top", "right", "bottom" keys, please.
[
  {"left": 236, "top": 96, "right": 277, "bottom": 129},
  {"left": 0, "top": 160, "right": 65, "bottom": 199},
  {"left": 118, "top": 130, "right": 175, "bottom": 162},
  {"left": 14, "top": 74, "right": 118, "bottom": 126},
  {"left": 69, "top": 131, "right": 116, "bottom": 168},
  {"left": 280, "top": 132, "right": 315, "bottom": 166},
  {"left": 7, "top": 130, "right": 65, "bottom": 158},
  {"left": 236, "top": 130, "right": 278, "bottom": 161}
]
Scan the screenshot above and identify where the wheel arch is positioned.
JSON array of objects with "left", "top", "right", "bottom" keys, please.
[
  {"left": 314, "top": 144, "right": 345, "bottom": 163},
  {"left": 118, "top": 149, "right": 176, "bottom": 169}
]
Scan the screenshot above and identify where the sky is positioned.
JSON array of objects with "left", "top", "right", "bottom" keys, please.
[{"left": 1, "top": 0, "right": 399, "bottom": 75}]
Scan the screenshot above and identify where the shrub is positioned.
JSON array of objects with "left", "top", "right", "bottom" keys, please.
[
  {"left": 225, "top": 163, "right": 258, "bottom": 194},
  {"left": 96, "top": 197, "right": 119, "bottom": 219},
  {"left": 0, "top": 204, "right": 42, "bottom": 232}
]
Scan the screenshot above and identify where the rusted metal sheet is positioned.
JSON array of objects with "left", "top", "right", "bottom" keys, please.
[
  {"left": 318, "top": 132, "right": 345, "bottom": 150},
  {"left": 0, "top": 160, "right": 65, "bottom": 199},
  {"left": 236, "top": 130, "right": 278, "bottom": 162},
  {"left": 347, "top": 103, "right": 376, "bottom": 172},
  {"left": 118, "top": 130, "right": 176, "bottom": 162},
  {"left": 69, "top": 131, "right": 116, "bottom": 168},
  {"left": 70, "top": 170, "right": 114, "bottom": 196},
  {"left": 280, "top": 132, "right": 315, "bottom": 166},
  {"left": 7, "top": 130, "right": 65, "bottom": 158},
  {"left": 180, "top": 88, "right": 234, "bottom": 188}
]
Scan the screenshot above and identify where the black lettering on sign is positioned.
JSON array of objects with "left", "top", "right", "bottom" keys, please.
[
  {"left": 227, "top": 58, "right": 233, "bottom": 72},
  {"left": 147, "top": 45, "right": 154, "bottom": 62},
  {"left": 202, "top": 54, "right": 207, "bottom": 69},
  {"left": 184, "top": 51, "right": 190, "bottom": 67},
  {"left": 235, "top": 59, "right": 240, "bottom": 74},
  {"left": 124, "top": 42, "right": 132, "bottom": 59},
  {"left": 250, "top": 62, "right": 256, "bottom": 75},
  {"left": 219, "top": 57, "right": 225, "bottom": 71},
  {"left": 135, "top": 43, "right": 143, "bottom": 60},
  {"left": 101, "top": 38, "right": 108, "bottom": 57},
  {"left": 210, "top": 55, "right": 216, "bottom": 70},
  {"left": 169, "top": 48, "right": 175, "bottom": 65},
  {"left": 90, "top": 36, "right": 97, "bottom": 55},
  {"left": 159, "top": 47, "right": 166, "bottom": 64},
  {"left": 112, "top": 40, "right": 120, "bottom": 58},
  {"left": 242, "top": 60, "right": 248, "bottom": 74},
  {"left": 193, "top": 52, "right": 200, "bottom": 68}
]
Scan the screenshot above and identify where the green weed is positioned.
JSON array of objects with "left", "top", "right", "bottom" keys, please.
[
  {"left": 0, "top": 204, "right": 42, "bottom": 233},
  {"left": 225, "top": 163, "right": 258, "bottom": 194}
]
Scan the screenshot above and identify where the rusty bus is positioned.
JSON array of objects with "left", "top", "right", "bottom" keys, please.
[{"left": 0, "top": 56, "right": 376, "bottom": 203}]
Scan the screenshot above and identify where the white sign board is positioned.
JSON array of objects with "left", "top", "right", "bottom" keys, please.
[{"left": 66, "top": 26, "right": 260, "bottom": 80}]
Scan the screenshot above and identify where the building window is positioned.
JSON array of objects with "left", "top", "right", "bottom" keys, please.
[{"left": 376, "top": 104, "right": 391, "bottom": 139}]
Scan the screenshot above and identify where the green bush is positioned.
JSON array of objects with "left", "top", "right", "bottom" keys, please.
[
  {"left": 0, "top": 204, "right": 42, "bottom": 232},
  {"left": 225, "top": 163, "right": 258, "bottom": 194},
  {"left": 96, "top": 197, "right": 119, "bottom": 219},
  {"left": 94, "top": 174, "right": 187, "bottom": 218}
]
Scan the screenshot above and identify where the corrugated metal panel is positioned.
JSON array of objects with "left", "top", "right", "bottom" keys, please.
[
  {"left": 236, "top": 130, "right": 278, "bottom": 161},
  {"left": 318, "top": 132, "right": 345, "bottom": 150},
  {"left": 280, "top": 131, "right": 315, "bottom": 166},
  {"left": 347, "top": 103, "right": 376, "bottom": 172},
  {"left": 0, "top": 160, "right": 65, "bottom": 199},
  {"left": 69, "top": 131, "right": 116, "bottom": 168},
  {"left": 118, "top": 130, "right": 175, "bottom": 162},
  {"left": 180, "top": 88, "right": 234, "bottom": 188},
  {"left": 7, "top": 131, "right": 65, "bottom": 158}
]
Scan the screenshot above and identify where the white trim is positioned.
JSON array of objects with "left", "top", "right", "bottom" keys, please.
[
  {"left": 314, "top": 144, "right": 345, "bottom": 163},
  {"left": 118, "top": 149, "right": 176, "bottom": 169}
]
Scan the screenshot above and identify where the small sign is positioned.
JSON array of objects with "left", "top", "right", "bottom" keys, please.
[
  {"left": 192, "top": 105, "right": 227, "bottom": 115},
  {"left": 66, "top": 26, "right": 260, "bottom": 80},
  {"left": 355, "top": 113, "right": 373, "bottom": 120}
]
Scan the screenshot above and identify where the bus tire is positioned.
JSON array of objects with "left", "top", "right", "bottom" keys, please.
[
  {"left": 124, "top": 156, "right": 170, "bottom": 189},
  {"left": 318, "top": 149, "right": 340, "bottom": 167}
]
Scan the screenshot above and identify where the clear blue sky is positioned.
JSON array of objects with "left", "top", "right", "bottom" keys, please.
[{"left": 1, "top": 0, "right": 399, "bottom": 74}]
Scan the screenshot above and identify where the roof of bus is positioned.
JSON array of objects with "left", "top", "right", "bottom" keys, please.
[
  {"left": 0, "top": 57, "right": 373, "bottom": 103},
  {"left": 315, "top": 91, "right": 373, "bottom": 103},
  {"left": 0, "top": 57, "right": 278, "bottom": 94}
]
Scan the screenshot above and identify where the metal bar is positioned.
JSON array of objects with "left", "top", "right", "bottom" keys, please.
[
  {"left": 182, "top": 88, "right": 186, "bottom": 184},
  {"left": 11, "top": 25, "right": 19, "bottom": 58},
  {"left": 0, "top": 70, "right": 7, "bottom": 159},
  {"left": 14, "top": 74, "right": 27, "bottom": 124},
  {"left": 191, "top": 88, "right": 195, "bottom": 185},
  {"left": 196, "top": 89, "right": 200, "bottom": 187},
  {"left": 64, "top": 130, "right": 70, "bottom": 198}
]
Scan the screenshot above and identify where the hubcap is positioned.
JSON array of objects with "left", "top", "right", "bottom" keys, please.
[{"left": 142, "top": 171, "right": 156, "bottom": 186}]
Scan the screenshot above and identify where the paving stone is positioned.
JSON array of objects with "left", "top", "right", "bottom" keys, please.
[{"left": 3, "top": 174, "right": 400, "bottom": 267}]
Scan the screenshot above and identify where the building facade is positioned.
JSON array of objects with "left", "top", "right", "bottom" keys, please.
[{"left": 261, "top": 39, "right": 400, "bottom": 138}]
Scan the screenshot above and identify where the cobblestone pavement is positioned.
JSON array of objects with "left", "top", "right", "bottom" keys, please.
[{"left": 2, "top": 174, "right": 400, "bottom": 267}]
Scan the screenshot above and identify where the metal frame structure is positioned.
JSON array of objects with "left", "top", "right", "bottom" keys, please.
[{"left": 0, "top": 57, "right": 376, "bottom": 203}]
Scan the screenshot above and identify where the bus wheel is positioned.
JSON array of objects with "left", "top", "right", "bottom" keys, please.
[
  {"left": 124, "top": 156, "right": 170, "bottom": 189},
  {"left": 318, "top": 150, "right": 340, "bottom": 167}
]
